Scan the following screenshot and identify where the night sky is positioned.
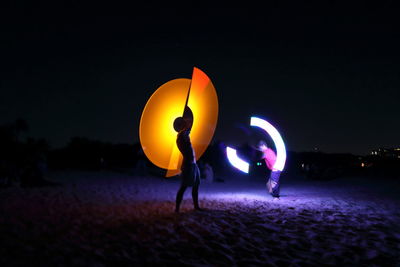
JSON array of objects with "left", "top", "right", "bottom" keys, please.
[{"left": 1, "top": 2, "right": 399, "bottom": 155}]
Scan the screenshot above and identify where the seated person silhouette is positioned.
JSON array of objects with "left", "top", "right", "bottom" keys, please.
[{"left": 174, "top": 106, "right": 202, "bottom": 213}]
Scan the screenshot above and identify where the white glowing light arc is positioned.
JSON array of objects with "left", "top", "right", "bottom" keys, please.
[
  {"left": 226, "top": 147, "right": 249, "bottom": 173},
  {"left": 226, "top": 116, "right": 286, "bottom": 173},
  {"left": 250, "top": 117, "right": 286, "bottom": 171}
]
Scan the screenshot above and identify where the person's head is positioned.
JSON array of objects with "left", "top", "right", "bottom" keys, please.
[
  {"left": 257, "top": 140, "right": 268, "bottom": 151},
  {"left": 173, "top": 117, "right": 187, "bottom": 132}
]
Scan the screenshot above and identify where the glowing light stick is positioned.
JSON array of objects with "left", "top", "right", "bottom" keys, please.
[{"left": 226, "top": 117, "right": 286, "bottom": 173}]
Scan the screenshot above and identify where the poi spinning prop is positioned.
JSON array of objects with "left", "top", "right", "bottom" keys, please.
[
  {"left": 139, "top": 67, "right": 218, "bottom": 177},
  {"left": 226, "top": 117, "right": 286, "bottom": 173}
]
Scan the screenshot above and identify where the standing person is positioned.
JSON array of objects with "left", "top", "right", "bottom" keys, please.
[
  {"left": 174, "top": 107, "right": 202, "bottom": 213},
  {"left": 257, "top": 140, "right": 281, "bottom": 199}
]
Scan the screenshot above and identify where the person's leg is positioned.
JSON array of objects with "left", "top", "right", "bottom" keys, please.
[
  {"left": 266, "top": 175, "right": 272, "bottom": 193},
  {"left": 175, "top": 184, "right": 187, "bottom": 212},
  {"left": 270, "top": 171, "right": 281, "bottom": 197},
  {"left": 192, "top": 165, "right": 201, "bottom": 210},
  {"left": 192, "top": 183, "right": 200, "bottom": 209}
]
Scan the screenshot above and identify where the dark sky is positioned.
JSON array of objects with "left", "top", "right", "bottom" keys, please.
[{"left": 1, "top": 1, "right": 399, "bottom": 155}]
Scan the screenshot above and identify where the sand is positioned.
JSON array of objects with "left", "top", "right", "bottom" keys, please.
[{"left": 0, "top": 170, "right": 399, "bottom": 266}]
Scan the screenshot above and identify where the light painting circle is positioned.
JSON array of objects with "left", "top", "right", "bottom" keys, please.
[
  {"left": 139, "top": 68, "right": 218, "bottom": 177},
  {"left": 226, "top": 117, "right": 286, "bottom": 173}
]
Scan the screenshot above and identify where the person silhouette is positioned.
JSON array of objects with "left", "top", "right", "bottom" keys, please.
[{"left": 174, "top": 106, "right": 202, "bottom": 213}]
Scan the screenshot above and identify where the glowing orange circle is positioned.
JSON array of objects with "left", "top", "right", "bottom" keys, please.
[{"left": 139, "top": 67, "right": 218, "bottom": 177}]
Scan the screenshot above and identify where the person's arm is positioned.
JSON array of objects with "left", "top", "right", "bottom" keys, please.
[{"left": 182, "top": 106, "right": 194, "bottom": 131}]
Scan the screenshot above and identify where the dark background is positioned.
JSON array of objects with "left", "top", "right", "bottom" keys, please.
[{"left": 1, "top": 1, "right": 399, "bottom": 156}]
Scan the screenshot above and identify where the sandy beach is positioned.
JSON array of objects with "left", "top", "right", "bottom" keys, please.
[{"left": 1, "top": 170, "right": 399, "bottom": 266}]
